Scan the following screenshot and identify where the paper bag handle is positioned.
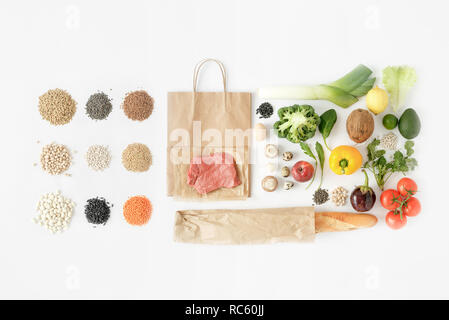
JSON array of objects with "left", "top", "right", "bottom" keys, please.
[{"left": 193, "top": 59, "right": 227, "bottom": 92}]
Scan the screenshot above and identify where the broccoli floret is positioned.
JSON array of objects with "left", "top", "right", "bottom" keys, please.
[{"left": 273, "top": 104, "right": 320, "bottom": 143}]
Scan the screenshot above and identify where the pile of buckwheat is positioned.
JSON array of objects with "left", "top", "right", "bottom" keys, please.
[{"left": 122, "top": 90, "right": 154, "bottom": 121}]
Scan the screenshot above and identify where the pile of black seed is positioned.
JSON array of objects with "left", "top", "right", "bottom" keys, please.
[
  {"left": 256, "top": 102, "right": 274, "bottom": 119},
  {"left": 313, "top": 188, "right": 329, "bottom": 205},
  {"left": 84, "top": 197, "right": 112, "bottom": 225},
  {"left": 86, "top": 92, "right": 113, "bottom": 120}
]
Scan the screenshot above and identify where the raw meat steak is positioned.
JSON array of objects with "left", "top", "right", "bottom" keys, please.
[{"left": 187, "top": 152, "right": 241, "bottom": 194}]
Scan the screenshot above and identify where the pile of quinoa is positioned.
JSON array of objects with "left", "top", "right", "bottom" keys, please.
[{"left": 122, "top": 143, "right": 152, "bottom": 172}]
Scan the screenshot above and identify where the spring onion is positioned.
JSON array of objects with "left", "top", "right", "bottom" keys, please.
[{"left": 259, "top": 65, "right": 375, "bottom": 108}]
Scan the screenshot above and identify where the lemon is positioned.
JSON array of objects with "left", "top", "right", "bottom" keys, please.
[{"left": 366, "top": 86, "right": 388, "bottom": 115}]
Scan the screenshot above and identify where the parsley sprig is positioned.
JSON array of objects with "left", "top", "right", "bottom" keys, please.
[{"left": 363, "top": 139, "right": 418, "bottom": 190}]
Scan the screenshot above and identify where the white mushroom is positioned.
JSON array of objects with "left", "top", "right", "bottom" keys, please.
[
  {"left": 265, "top": 144, "right": 278, "bottom": 158},
  {"left": 262, "top": 176, "right": 278, "bottom": 192}
]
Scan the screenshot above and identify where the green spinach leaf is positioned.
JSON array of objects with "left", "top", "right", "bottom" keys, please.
[{"left": 318, "top": 109, "right": 337, "bottom": 151}]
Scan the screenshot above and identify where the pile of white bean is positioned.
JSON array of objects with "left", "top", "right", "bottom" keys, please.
[
  {"left": 331, "top": 186, "right": 349, "bottom": 207},
  {"left": 33, "top": 191, "right": 75, "bottom": 234}
]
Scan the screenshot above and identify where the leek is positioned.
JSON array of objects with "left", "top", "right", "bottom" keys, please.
[{"left": 259, "top": 65, "right": 375, "bottom": 108}]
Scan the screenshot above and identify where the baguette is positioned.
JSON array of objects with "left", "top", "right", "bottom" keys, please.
[{"left": 315, "top": 211, "right": 377, "bottom": 233}]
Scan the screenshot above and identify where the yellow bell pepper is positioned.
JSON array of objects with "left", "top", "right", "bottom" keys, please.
[{"left": 329, "top": 146, "right": 363, "bottom": 175}]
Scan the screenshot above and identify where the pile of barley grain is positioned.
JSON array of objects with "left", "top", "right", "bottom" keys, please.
[
  {"left": 122, "top": 90, "right": 153, "bottom": 121},
  {"left": 85, "top": 145, "right": 111, "bottom": 171},
  {"left": 40, "top": 143, "right": 72, "bottom": 175},
  {"left": 122, "top": 143, "right": 152, "bottom": 172},
  {"left": 39, "top": 89, "right": 77, "bottom": 125}
]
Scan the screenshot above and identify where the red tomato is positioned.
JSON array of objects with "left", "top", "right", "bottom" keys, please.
[
  {"left": 403, "top": 197, "right": 421, "bottom": 217},
  {"left": 380, "top": 189, "right": 401, "bottom": 210},
  {"left": 386, "top": 211, "right": 407, "bottom": 230},
  {"left": 397, "top": 177, "right": 418, "bottom": 197}
]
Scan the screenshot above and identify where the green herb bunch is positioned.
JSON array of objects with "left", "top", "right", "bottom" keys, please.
[{"left": 363, "top": 139, "right": 418, "bottom": 190}]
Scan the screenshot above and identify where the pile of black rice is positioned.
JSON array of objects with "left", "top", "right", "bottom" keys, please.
[
  {"left": 84, "top": 197, "right": 112, "bottom": 225},
  {"left": 256, "top": 102, "right": 274, "bottom": 119}
]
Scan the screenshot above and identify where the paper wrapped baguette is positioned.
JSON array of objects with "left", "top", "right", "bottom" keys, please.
[{"left": 174, "top": 207, "right": 377, "bottom": 245}]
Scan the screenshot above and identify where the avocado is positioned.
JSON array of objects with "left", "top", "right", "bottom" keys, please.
[{"left": 399, "top": 108, "right": 421, "bottom": 139}]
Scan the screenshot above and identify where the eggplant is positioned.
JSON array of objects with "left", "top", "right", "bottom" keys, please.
[{"left": 350, "top": 170, "right": 376, "bottom": 212}]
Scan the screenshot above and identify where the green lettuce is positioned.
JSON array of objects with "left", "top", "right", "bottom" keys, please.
[{"left": 382, "top": 66, "right": 417, "bottom": 114}]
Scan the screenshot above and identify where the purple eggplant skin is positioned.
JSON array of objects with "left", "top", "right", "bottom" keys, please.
[
  {"left": 350, "top": 169, "right": 376, "bottom": 212},
  {"left": 350, "top": 188, "right": 376, "bottom": 212}
]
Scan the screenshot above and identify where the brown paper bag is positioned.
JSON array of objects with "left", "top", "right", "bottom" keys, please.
[
  {"left": 174, "top": 207, "right": 316, "bottom": 245},
  {"left": 167, "top": 59, "right": 251, "bottom": 200}
]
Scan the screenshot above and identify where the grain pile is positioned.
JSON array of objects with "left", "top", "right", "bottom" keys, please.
[
  {"left": 85, "top": 145, "right": 111, "bottom": 171},
  {"left": 313, "top": 188, "right": 329, "bottom": 205},
  {"left": 122, "top": 143, "right": 152, "bottom": 172},
  {"left": 86, "top": 92, "right": 113, "bottom": 120},
  {"left": 122, "top": 90, "right": 153, "bottom": 121},
  {"left": 380, "top": 132, "right": 398, "bottom": 150},
  {"left": 39, "top": 89, "right": 77, "bottom": 125},
  {"left": 123, "top": 196, "right": 152, "bottom": 226},
  {"left": 40, "top": 143, "right": 72, "bottom": 175},
  {"left": 331, "top": 187, "right": 348, "bottom": 206},
  {"left": 33, "top": 191, "right": 75, "bottom": 234},
  {"left": 84, "top": 197, "right": 112, "bottom": 225}
]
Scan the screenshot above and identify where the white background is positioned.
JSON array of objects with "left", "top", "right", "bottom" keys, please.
[{"left": 0, "top": 0, "right": 447, "bottom": 299}]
